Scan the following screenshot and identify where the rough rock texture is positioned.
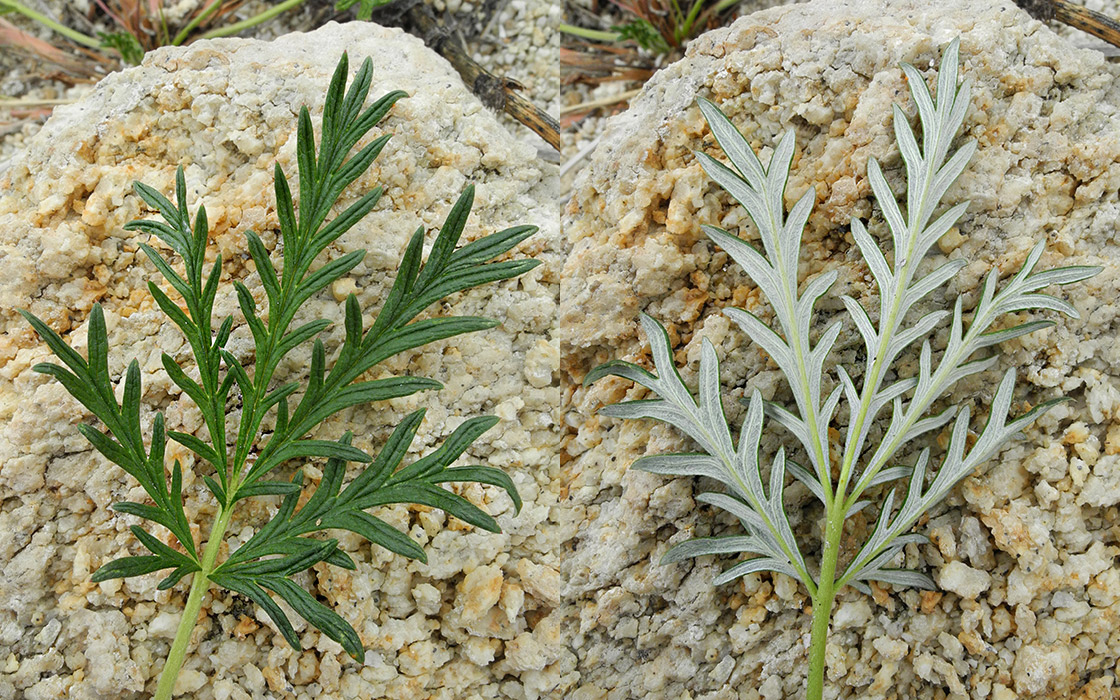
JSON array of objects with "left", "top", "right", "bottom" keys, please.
[
  {"left": 562, "top": 1, "right": 1120, "bottom": 698},
  {"left": 0, "top": 21, "right": 563, "bottom": 700},
  {"left": 1, "top": 0, "right": 560, "bottom": 163}
]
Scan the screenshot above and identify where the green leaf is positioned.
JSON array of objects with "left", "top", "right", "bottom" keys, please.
[
  {"left": 124, "top": 219, "right": 181, "bottom": 251},
  {"left": 295, "top": 105, "right": 317, "bottom": 238},
  {"left": 210, "top": 573, "right": 301, "bottom": 651},
  {"left": 138, "top": 243, "right": 192, "bottom": 301},
  {"left": 92, "top": 525, "right": 200, "bottom": 587},
  {"left": 326, "top": 549, "right": 357, "bottom": 570},
  {"left": 357, "top": 317, "right": 499, "bottom": 373},
  {"left": 368, "top": 226, "right": 424, "bottom": 336},
  {"left": 292, "top": 250, "right": 365, "bottom": 308},
  {"left": 433, "top": 466, "right": 522, "bottom": 514},
  {"left": 149, "top": 412, "right": 167, "bottom": 481},
  {"left": 235, "top": 281, "right": 266, "bottom": 348},
  {"left": 200, "top": 253, "right": 223, "bottom": 319},
  {"left": 162, "top": 353, "right": 207, "bottom": 407},
  {"left": 259, "top": 576, "right": 364, "bottom": 661},
  {"left": 461, "top": 264, "right": 547, "bottom": 314},
  {"left": 167, "top": 461, "right": 197, "bottom": 559},
  {"left": 339, "top": 56, "right": 373, "bottom": 129},
  {"left": 146, "top": 283, "right": 193, "bottom": 341},
  {"left": 157, "top": 565, "right": 198, "bottom": 590},
  {"left": 414, "top": 186, "right": 473, "bottom": 290},
  {"left": 319, "top": 510, "right": 427, "bottom": 562},
  {"left": 112, "top": 501, "right": 170, "bottom": 526},
  {"left": 203, "top": 475, "right": 226, "bottom": 504},
  {"left": 130, "top": 525, "right": 197, "bottom": 567},
  {"left": 18, "top": 310, "right": 91, "bottom": 381},
  {"left": 320, "top": 51, "right": 349, "bottom": 149},
  {"left": 338, "top": 409, "right": 425, "bottom": 505},
  {"left": 86, "top": 304, "right": 110, "bottom": 389},
  {"left": 309, "top": 186, "right": 383, "bottom": 252},
  {"left": 167, "top": 430, "right": 222, "bottom": 467},
  {"left": 276, "top": 320, "right": 333, "bottom": 360},
  {"left": 121, "top": 360, "right": 143, "bottom": 449},
  {"left": 272, "top": 166, "right": 297, "bottom": 239},
  {"left": 403, "top": 261, "right": 541, "bottom": 321},
  {"left": 275, "top": 393, "right": 290, "bottom": 438},
  {"left": 220, "top": 350, "right": 255, "bottom": 407},
  {"left": 365, "top": 482, "right": 500, "bottom": 533},
  {"left": 612, "top": 19, "right": 670, "bottom": 53},
  {"left": 30, "top": 363, "right": 95, "bottom": 410},
  {"left": 98, "top": 30, "right": 144, "bottom": 65},
  {"left": 227, "top": 538, "right": 338, "bottom": 577},
  {"left": 233, "top": 480, "right": 302, "bottom": 501},
  {"left": 388, "top": 415, "right": 498, "bottom": 484},
  {"left": 24, "top": 50, "right": 537, "bottom": 677},
  {"left": 307, "top": 339, "right": 326, "bottom": 406},
  {"left": 451, "top": 224, "right": 538, "bottom": 268},
  {"left": 286, "top": 377, "right": 442, "bottom": 441},
  {"left": 347, "top": 89, "right": 407, "bottom": 148},
  {"left": 131, "top": 183, "right": 184, "bottom": 241},
  {"left": 174, "top": 166, "right": 189, "bottom": 228},
  {"left": 215, "top": 317, "right": 234, "bottom": 353},
  {"left": 262, "top": 383, "right": 301, "bottom": 414},
  {"left": 335, "top": 0, "right": 389, "bottom": 21},
  {"left": 243, "top": 435, "right": 375, "bottom": 491},
  {"left": 77, "top": 424, "right": 136, "bottom": 477},
  {"left": 290, "top": 445, "right": 349, "bottom": 525},
  {"left": 269, "top": 439, "right": 372, "bottom": 466},
  {"left": 91, "top": 555, "right": 169, "bottom": 582}
]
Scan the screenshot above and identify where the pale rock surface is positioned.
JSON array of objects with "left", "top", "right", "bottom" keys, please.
[
  {"left": 938, "top": 561, "right": 992, "bottom": 601},
  {"left": 562, "top": 0, "right": 1120, "bottom": 697},
  {"left": 0, "top": 21, "right": 563, "bottom": 700}
]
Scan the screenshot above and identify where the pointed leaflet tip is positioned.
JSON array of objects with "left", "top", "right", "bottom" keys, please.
[
  {"left": 175, "top": 165, "right": 188, "bottom": 229},
  {"left": 696, "top": 96, "right": 766, "bottom": 184}
]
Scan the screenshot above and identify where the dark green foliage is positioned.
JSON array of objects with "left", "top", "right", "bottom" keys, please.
[
  {"left": 611, "top": 19, "right": 670, "bottom": 53},
  {"left": 22, "top": 52, "right": 537, "bottom": 660},
  {"left": 335, "top": 0, "right": 389, "bottom": 21},
  {"left": 98, "top": 30, "right": 144, "bottom": 65}
]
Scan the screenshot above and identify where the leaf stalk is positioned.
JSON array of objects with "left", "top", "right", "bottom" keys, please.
[
  {"left": 154, "top": 503, "right": 233, "bottom": 700},
  {"left": 806, "top": 508, "right": 844, "bottom": 700}
]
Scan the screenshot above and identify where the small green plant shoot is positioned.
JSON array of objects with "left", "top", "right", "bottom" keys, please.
[
  {"left": 586, "top": 39, "right": 1098, "bottom": 698},
  {"left": 21, "top": 53, "right": 538, "bottom": 699},
  {"left": 0, "top": 0, "right": 312, "bottom": 66},
  {"left": 559, "top": 0, "right": 742, "bottom": 54}
]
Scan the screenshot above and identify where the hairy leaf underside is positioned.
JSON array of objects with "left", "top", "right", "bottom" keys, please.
[{"left": 588, "top": 38, "right": 1098, "bottom": 598}]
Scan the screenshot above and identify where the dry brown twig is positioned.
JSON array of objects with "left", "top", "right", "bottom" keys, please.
[
  {"left": 1, "top": 1, "right": 560, "bottom": 152},
  {"left": 1015, "top": 0, "right": 1120, "bottom": 48},
  {"left": 391, "top": 2, "right": 561, "bottom": 151},
  {"left": 0, "top": 17, "right": 107, "bottom": 78},
  {"left": 559, "top": 87, "right": 641, "bottom": 115}
]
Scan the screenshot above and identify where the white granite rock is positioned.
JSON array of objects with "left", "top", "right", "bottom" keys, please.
[
  {"left": 562, "top": 0, "right": 1120, "bottom": 697},
  {"left": 0, "top": 21, "right": 562, "bottom": 699},
  {"left": 938, "top": 561, "right": 992, "bottom": 601}
]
